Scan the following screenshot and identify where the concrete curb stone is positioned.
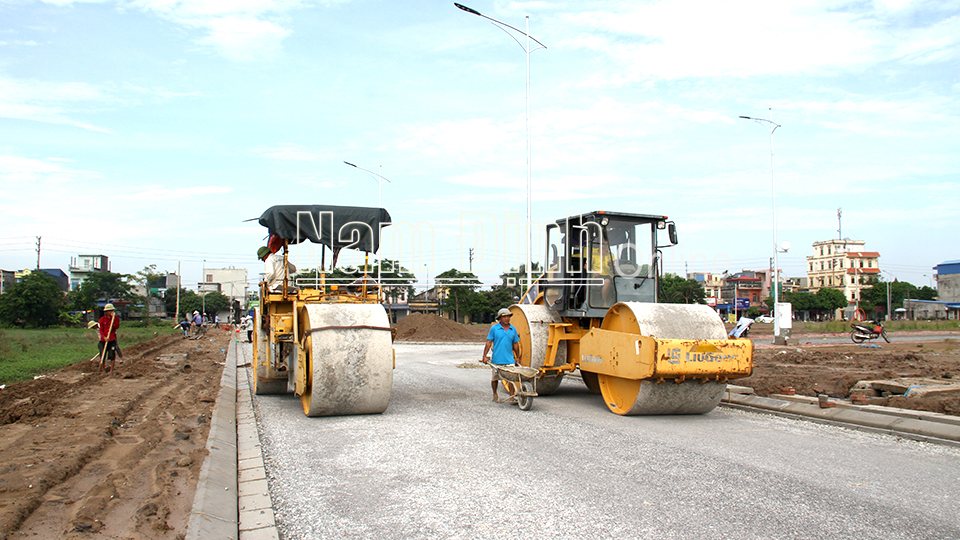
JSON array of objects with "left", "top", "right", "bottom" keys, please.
[
  {"left": 723, "top": 392, "right": 960, "bottom": 446},
  {"left": 186, "top": 338, "right": 239, "bottom": 540}
]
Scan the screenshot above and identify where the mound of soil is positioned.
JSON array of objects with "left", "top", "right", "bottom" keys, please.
[
  {"left": 395, "top": 313, "right": 480, "bottom": 342},
  {"left": 0, "top": 328, "right": 231, "bottom": 539},
  {"left": 743, "top": 339, "right": 960, "bottom": 416}
]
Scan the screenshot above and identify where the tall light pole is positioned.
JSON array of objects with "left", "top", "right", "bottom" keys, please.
[
  {"left": 455, "top": 2, "right": 546, "bottom": 294},
  {"left": 740, "top": 109, "right": 783, "bottom": 344},
  {"left": 344, "top": 161, "right": 391, "bottom": 297}
]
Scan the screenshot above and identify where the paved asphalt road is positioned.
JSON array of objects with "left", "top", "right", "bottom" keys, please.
[{"left": 251, "top": 343, "right": 960, "bottom": 540}]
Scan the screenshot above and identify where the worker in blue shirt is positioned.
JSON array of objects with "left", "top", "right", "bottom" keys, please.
[{"left": 481, "top": 308, "right": 520, "bottom": 404}]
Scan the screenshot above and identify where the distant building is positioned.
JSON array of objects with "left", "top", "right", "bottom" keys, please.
[
  {"left": 0, "top": 270, "right": 14, "bottom": 293},
  {"left": 10, "top": 268, "right": 69, "bottom": 292},
  {"left": 806, "top": 239, "right": 880, "bottom": 304},
  {"left": 69, "top": 254, "right": 110, "bottom": 290},
  {"left": 688, "top": 272, "right": 724, "bottom": 303},
  {"left": 40, "top": 269, "right": 70, "bottom": 292},
  {"left": 204, "top": 267, "right": 249, "bottom": 302},
  {"left": 934, "top": 260, "right": 960, "bottom": 303},
  {"left": 720, "top": 271, "right": 763, "bottom": 308}
]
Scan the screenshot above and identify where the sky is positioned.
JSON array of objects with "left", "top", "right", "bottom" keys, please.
[{"left": 1, "top": 0, "right": 958, "bottom": 294}]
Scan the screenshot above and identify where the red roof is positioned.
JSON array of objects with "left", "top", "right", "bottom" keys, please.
[
  {"left": 845, "top": 252, "right": 880, "bottom": 258},
  {"left": 846, "top": 267, "right": 880, "bottom": 274}
]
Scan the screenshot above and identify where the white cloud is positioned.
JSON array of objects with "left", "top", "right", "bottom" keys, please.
[
  {"left": 197, "top": 16, "right": 290, "bottom": 62},
  {"left": 0, "top": 154, "right": 103, "bottom": 187},
  {"left": 127, "top": 0, "right": 323, "bottom": 61},
  {"left": 257, "top": 142, "right": 325, "bottom": 161},
  {"left": 121, "top": 185, "right": 233, "bottom": 200},
  {"left": 0, "top": 77, "right": 113, "bottom": 132},
  {"left": 555, "top": 0, "right": 960, "bottom": 81}
]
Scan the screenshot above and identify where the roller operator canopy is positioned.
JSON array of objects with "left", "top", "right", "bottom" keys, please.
[{"left": 258, "top": 205, "right": 391, "bottom": 253}]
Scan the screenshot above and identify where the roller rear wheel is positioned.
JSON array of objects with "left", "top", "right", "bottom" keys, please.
[
  {"left": 581, "top": 371, "right": 601, "bottom": 394},
  {"left": 253, "top": 324, "right": 287, "bottom": 395},
  {"left": 510, "top": 304, "right": 566, "bottom": 396}
]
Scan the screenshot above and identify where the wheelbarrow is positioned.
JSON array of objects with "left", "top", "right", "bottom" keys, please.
[{"left": 489, "top": 364, "right": 539, "bottom": 411}]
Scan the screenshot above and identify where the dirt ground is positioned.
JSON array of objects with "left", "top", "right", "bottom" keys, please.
[
  {"left": 0, "top": 327, "right": 230, "bottom": 540},
  {"left": 1, "top": 316, "right": 955, "bottom": 539},
  {"left": 401, "top": 314, "right": 960, "bottom": 416}
]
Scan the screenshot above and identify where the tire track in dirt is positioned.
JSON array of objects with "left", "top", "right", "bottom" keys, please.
[{"left": 0, "top": 330, "right": 230, "bottom": 540}]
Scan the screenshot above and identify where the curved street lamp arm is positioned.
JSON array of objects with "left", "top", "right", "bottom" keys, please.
[
  {"left": 454, "top": 3, "right": 547, "bottom": 50},
  {"left": 739, "top": 115, "right": 781, "bottom": 134},
  {"left": 343, "top": 161, "right": 391, "bottom": 184}
]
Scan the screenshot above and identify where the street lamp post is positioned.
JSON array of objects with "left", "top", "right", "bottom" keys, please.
[
  {"left": 344, "top": 161, "right": 392, "bottom": 298},
  {"left": 740, "top": 109, "right": 783, "bottom": 344},
  {"left": 455, "top": 2, "right": 546, "bottom": 294}
]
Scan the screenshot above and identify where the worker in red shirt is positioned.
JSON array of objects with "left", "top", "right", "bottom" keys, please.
[{"left": 97, "top": 303, "right": 121, "bottom": 373}]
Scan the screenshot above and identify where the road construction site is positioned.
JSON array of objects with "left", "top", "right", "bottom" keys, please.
[{"left": 0, "top": 320, "right": 958, "bottom": 539}]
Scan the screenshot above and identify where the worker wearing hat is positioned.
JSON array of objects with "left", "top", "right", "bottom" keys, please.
[
  {"left": 481, "top": 308, "right": 521, "bottom": 404},
  {"left": 97, "top": 303, "right": 121, "bottom": 373},
  {"left": 258, "top": 241, "right": 296, "bottom": 292}
]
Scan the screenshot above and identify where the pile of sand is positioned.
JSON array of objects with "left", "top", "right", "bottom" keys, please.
[{"left": 394, "top": 313, "right": 479, "bottom": 342}]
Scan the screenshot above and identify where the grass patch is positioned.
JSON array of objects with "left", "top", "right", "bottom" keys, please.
[{"left": 0, "top": 326, "right": 180, "bottom": 384}]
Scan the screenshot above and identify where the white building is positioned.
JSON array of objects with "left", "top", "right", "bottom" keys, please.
[
  {"left": 806, "top": 239, "right": 880, "bottom": 304},
  {"left": 203, "top": 267, "right": 249, "bottom": 302}
]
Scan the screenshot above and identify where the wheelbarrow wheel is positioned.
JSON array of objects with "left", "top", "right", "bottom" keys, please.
[{"left": 517, "top": 380, "right": 534, "bottom": 411}]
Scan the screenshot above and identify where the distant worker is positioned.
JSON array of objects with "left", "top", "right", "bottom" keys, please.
[
  {"left": 259, "top": 245, "right": 297, "bottom": 292},
  {"left": 175, "top": 314, "right": 190, "bottom": 338},
  {"left": 191, "top": 310, "right": 203, "bottom": 335},
  {"left": 242, "top": 314, "right": 254, "bottom": 343},
  {"left": 97, "top": 303, "right": 121, "bottom": 373},
  {"left": 481, "top": 308, "right": 521, "bottom": 404}
]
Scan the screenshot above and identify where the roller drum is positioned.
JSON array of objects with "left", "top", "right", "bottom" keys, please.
[
  {"left": 508, "top": 304, "right": 566, "bottom": 396},
  {"left": 597, "top": 302, "right": 728, "bottom": 415},
  {"left": 299, "top": 304, "right": 393, "bottom": 416}
]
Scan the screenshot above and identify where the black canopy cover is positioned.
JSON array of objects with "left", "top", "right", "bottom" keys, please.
[{"left": 258, "top": 205, "right": 391, "bottom": 253}]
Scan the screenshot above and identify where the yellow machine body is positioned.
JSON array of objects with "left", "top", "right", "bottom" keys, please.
[
  {"left": 252, "top": 253, "right": 395, "bottom": 416},
  {"left": 510, "top": 301, "right": 753, "bottom": 415}
]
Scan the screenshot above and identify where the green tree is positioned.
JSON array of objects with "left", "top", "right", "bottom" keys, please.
[
  {"left": 165, "top": 288, "right": 201, "bottom": 320},
  {"left": 375, "top": 259, "right": 417, "bottom": 307},
  {"left": 659, "top": 274, "right": 705, "bottom": 304},
  {"left": 499, "top": 263, "right": 542, "bottom": 301},
  {"left": 816, "top": 287, "right": 849, "bottom": 312},
  {"left": 201, "top": 291, "right": 231, "bottom": 317},
  {"left": 0, "top": 272, "right": 65, "bottom": 328},
  {"left": 435, "top": 268, "right": 481, "bottom": 322},
  {"left": 128, "top": 264, "right": 165, "bottom": 318},
  {"left": 69, "top": 272, "right": 134, "bottom": 313}
]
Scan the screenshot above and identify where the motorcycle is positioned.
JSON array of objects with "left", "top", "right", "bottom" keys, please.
[{"left": 850, "top": 320, "right": 890, "bottom": 343}]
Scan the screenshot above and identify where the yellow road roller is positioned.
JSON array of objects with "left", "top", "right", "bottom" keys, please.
[
  {"left": 252, "top": 205, "right": 395, "bottom": 416},
  {"left": 510, "top": 211, "right": 752, "bottom": 415}
]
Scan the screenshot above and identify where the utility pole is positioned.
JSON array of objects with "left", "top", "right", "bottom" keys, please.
[
  {"left": 35, "top": 236, "right": 41, "bottom": 269},
  {"left": 469, "top": 248, "right": 474, "bottom": 273},
  {"left": 837, "top": 208, "right": 842, "bottom": 239}
]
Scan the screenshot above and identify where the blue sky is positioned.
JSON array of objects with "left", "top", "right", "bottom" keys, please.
[{"left": 1, "top": 0, "right": 958, "bottom": 292}]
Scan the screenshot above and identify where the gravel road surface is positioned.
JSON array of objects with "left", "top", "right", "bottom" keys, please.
[{"left": 251, "top": 342, "right": 960, "bottom": 540}]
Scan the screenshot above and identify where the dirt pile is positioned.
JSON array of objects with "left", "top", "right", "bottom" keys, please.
[
  {"left": 395, "top": 313, "right": 481, "bottom": 342},
  {"left": 743, "top": 339, "right": 960, "bottom": 416},
  {"left": 0, "top": 328, "right": 230, "bottom": 539}
]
